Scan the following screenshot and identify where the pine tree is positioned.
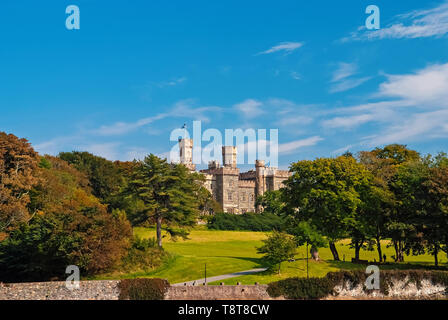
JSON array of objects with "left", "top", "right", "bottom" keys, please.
[{"left": 128, "top": 154, "right": 203, "bottom": 248}]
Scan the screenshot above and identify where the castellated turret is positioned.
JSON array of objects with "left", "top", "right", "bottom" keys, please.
[
  {"left": 178, "top": 138, "right": 196, "bottom": 171},
  {"left": 222, "top": 146, "right": 237, "bottom": 168},
  {"left": 178, "top": 137, "right": 290, "bottom": 214}
]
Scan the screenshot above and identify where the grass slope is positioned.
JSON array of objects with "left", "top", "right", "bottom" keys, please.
[{"left": 96, "top": 227, "right": 447, "bottom": 285}]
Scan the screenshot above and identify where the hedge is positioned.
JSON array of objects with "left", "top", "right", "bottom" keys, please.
[
  {"left": 267, "top": 270, "right": 448, "bottom": 299},
  {"left": 118, "top": 278, "right": 170, "bottom": 300},
  {"left": 207, "top": 212, "right": 284, "bottom": 231}
]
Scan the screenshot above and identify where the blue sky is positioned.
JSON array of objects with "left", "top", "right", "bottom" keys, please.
[{"left": 1, "top": 0, "right": 448, "bottom": 169}]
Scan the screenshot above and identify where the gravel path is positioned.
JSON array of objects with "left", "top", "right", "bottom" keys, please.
[{"left": 172, "top": 268, "right": 268, "bottom": 286}]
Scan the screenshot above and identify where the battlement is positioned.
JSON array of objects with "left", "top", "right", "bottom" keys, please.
[
  {"left": 238, "top": 171, "right": 255, "bottom": 180},
  {"left": 238, "top": 180, "right": 256, "bottom": 188}
]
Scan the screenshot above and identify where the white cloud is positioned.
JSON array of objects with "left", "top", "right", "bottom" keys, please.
[
  {"left": 323, "top": 114, "right": 374, "bottom": 129},
  {"left": 329, "top": 62, "right": 371, "bottom": 93},
  {"left": 343, "top": 1, "right": 448, "bottom": 41},
  {"left": 330, "top": 77, "right": 371, "bottom": 93},
  {"left": 157, "top": 77, "right": 187, "bottom": 88},
  {"left": 378, "top": 63, "right": 448, "bottom": 106},
  {"left": 365, "top": 109, "right": 448, "bottom": 146},
  {"left": 94, "top": 100, "right": 223, "bottom": 136},
  {"left": 290, "top": 71, "right": 301, "bottom": 80},
  {"left": 95, "top": 113, "right": 168, "bottom": 136},
  {"left": 331, "top": 144, "right": 355, "bottom": 156},
  {"left": 234, "top": 99, "right": 264, "bottom": 118},
  {"left": 257, "top": 42, "right": 304, "bottom": 55},
  {"left": 332, "top": 62, "right": 358, "bottom": 82},
  {"left": 323, "top": 62, "right": 448, "bottom": 146},
  {"left": 278, "top": 136, "right": 323, "bottom": 154}
]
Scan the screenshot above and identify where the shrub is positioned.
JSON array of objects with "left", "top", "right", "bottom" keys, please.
[
  {"left": 118, "top": 278, "right": 170, "bottom": 300},
  {"left": 120, "top": 236, "right": 166, "bottom": 272},
  {"left": 267, "top": 270, "right": 448, "bottom": 299},
  {"left": 207, "top": 212, "right": 284, "bottom": 231},
  {"left": 0, "top": 208, "right": 132, "bottom": 282},
  {"left": 267, "top": 277, "right": 335, "bottom": 299}
]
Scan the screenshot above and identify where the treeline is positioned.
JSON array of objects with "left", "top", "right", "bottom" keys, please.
[
  {"left": 257, "top": 145, "right": 448, "bottom": 266},
  {"left": 0, "top": 132, "right": 215, "bottom": 282}
]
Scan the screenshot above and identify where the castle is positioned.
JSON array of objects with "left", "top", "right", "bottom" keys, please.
[{"left": 178, "top": 138, "right": 290, "bottom": 214}]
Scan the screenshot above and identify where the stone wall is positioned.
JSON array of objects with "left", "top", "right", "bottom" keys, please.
[
  {"left": 0, "top": 280, "right": 120, "bottom": 300},
  {"left": 0, "top": 279, "right": 446, "bottom": 300},
  {"left": 166, "top": 285, "right": 273, "bottom": 300},
  {"left": 0, "top": 282, "right": 272, "bottom": 300}
]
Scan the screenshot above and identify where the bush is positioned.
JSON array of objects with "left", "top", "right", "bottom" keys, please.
[
  {"left": 267, "top": 270, "right": 448, "bottom": 299},
  {"left": 118, "top": 278, "right": 170, "bottom": 300},
  {"left": 267, "top": 277, "right": 335, "bottom": 299},
  {"left": 0, "top": 208, "right": 132, "bottom": 282},
  {"left": 207, "top": 212, "right": 284, "bottom": 231},
  {"left": 120, "top": 236, "right": 166, "bottom": 272}
]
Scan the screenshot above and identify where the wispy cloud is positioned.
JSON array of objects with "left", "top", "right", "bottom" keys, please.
[
  {"left": 257, "top": 42, "right": 304, "bottom": 55},
  {"left": 156, "top": 77, "right": 187, "bottom": 88},
  {"left": 234, "top": 99, "right": 264, "bottom": 118},
  {"left": 278, "top": 136, "right": 323, "bottom": 154},
  {"left": 290, "top": 71, "right": 301, "bottom": 80},
  {"left": 332, "top": 62, "right": 358, "bottom": 82},
  {"left": 329, "top": 62, "right": 371, "bottom": 93},
  {"left": 94, "top": 100, "right": 223, "bottom": 136},
  {"left": 323, "top": 62, "right": 448, "bottom": 145},
  {"left": 330, "top": 77, "right": 371, "bottom": 93},
  {"left": 343, "top": 1, "right": 448, "bottom": 41}
]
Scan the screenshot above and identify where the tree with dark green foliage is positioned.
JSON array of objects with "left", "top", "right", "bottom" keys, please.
[
  {"left": 59, "top": 151, "right": 124, "bottom": 205},
  {"left": 283, "top": 156, "right": 371, "bottom": 261},
  {"left": 286, "top": 220, "right": 327, "bottom": 260},
  {"left": 358, "top": 149, "right": 396, "bottom": 262},
  {"left": 257, "top": 230, "right": 297, "bottom": 274},
  {"left": 207, "top": 212, "right": 284, "bottom": 231},
  {"left": 127, "top": 154, "right": 203, "bottom": 248},
  {"left": 256, "top": 190, "right": 285, "bottom": 215}
]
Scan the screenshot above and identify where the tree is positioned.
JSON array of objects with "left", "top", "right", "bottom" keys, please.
[
  {"left": 360, "top": 145, "right": 422, "bottom": 263},
  {"left": 256, "top": 190, "right": 285, "bottom": 215},
  {"left": 127, "top": 154, "right": 203, "bottom": 248},
  {"left": 372, "top": 144, "right": 420, "bottom": 165},
  {"left": 0, "top": 132, "right": 40, "bottom": 232},
  {"left": 58, "top": 151, "right": 124, "bottom": 205},
  {"left": 197, "top": 186, "right": 222, "bottom": 215},
  {"left": 358, "top": 150, "right": 396, "bottom": 262},
  {"left": 421, "top": 166, "right": 448, "bottom": 266},
  {"left": 283, "top": 156, "right": 371, "bottom": 261},
  {"left": 257, "top": 231, "right": 297, "bottom": 274},
  {"left": 0, "top": 155, "right": 132, "bottom": 281},
  {"left": 389, "top": 160, "right": 427, "bottom": 262},
  {"left": 287, "top": 220, "right": 327, "bottom": 260}
]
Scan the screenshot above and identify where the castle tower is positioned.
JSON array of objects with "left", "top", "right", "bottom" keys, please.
[
  {"left": 222, "top": 146, "right": 237, "bottom": 168},
  {"left": 255, "top": 160, "right": 266, "bottom": 213},
  {"left": 179, "top": 138, "right": 196, "bottom": 171}
]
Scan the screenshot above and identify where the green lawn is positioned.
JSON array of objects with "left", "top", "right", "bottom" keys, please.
[{"left": 95, "top": 227, "right": 447, "bottom": 285}]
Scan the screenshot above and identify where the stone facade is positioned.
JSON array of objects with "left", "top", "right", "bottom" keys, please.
[{"left": 179, "top": 139, "right": 291, "bottom": 214}]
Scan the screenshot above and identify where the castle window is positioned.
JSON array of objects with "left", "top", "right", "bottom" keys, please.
[
  {"left": 241, "top": 193, "right": 246, "bottom": 201},
  {"left": 250, "top": 194, "right": 254, "bottom": 201},
  {"left": 228, "top": 193, "right": 233, "bottom": 201}
]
